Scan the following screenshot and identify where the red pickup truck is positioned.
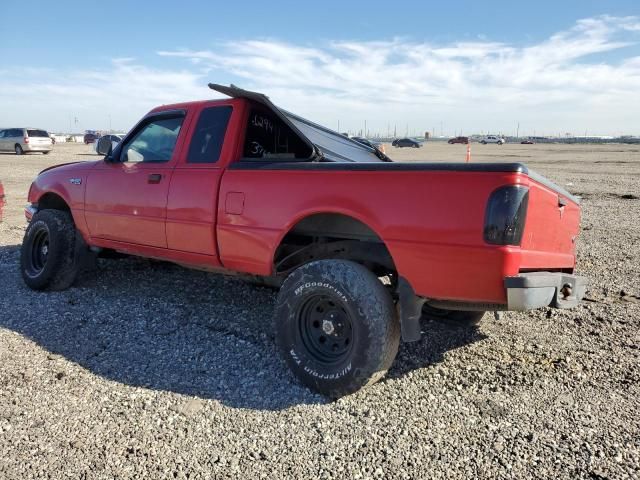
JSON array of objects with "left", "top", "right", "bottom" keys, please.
[{"left": 20, "top": 84, "right": 586, "bottom": 397}]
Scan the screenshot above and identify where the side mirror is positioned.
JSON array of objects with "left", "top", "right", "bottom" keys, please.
[{"left": 97, "top": 137, "right": 113, "bottom": 157}]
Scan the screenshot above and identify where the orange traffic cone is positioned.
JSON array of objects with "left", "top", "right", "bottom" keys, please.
[{"left": 465, "top": 142, "right": 471, "bottom": 163}]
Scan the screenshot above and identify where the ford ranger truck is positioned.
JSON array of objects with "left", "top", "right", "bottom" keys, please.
[{"left": 20, "top": 84, "right": 587, "bottom": 398}]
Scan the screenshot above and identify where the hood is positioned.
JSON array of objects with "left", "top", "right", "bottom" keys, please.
[
  {"left": 39, "top": 161, "right": 98, "bottom": 176},
  {"left": 209, "top": 83, "right": 390, "bottom": 163}
]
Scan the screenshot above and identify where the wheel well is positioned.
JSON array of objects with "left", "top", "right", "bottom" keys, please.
[
  {"left": 274, "top": 213, "right": 396, "bottom": 277},
  {"left": 37, "top": 193, "right": 70, "bottom": 212}
]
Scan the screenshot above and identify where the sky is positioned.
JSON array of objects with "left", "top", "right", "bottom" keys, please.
[{"left": 1, "top": 0, "right": 639, "bottom": 137}]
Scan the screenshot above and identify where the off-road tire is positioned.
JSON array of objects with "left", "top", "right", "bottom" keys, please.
[
  {"left": 422, "top": 304, "right": 485, "bottom": 326},
  {"left": 20, "top": 209, "right": 80, "bottom": 291},
  {"left": 275, "top": 260, "right": 400, "bottom": 398}
]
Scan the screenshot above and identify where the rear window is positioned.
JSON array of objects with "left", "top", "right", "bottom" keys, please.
[
  {"left": 27, "top": 129, "right": 49, "bottom": 137},
  {"left": 243, "top": 107, "right": 312, "bottom": 160}
]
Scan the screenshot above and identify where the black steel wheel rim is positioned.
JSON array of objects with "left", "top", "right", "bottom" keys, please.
[
  {"left": 28, "top": 227, "right": 49, "bottom": 276},
  {"left": 298, "top": 294, "right": 353, "bottom": 364}
]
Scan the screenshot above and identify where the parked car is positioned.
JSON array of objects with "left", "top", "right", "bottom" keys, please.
[
  {"left": 448, "top": 136, "right": 469, "bottom": 144},
  {"left": 392, "top": 137, "right": 422, "bottom": 148},
  {"left": 351, "top": 136, "right": 385, "bottom": 154},
  {"left": 94, "top": 134, "right": 124, "bottom": 155},
  {"left": 481, "top": 135, "right": 505, "bottom": 145},
  {"left": 521, "top": 139, "right": 535, "bottom": 144},
  {"left": 20, "top": 83, "right": 587, "bottom": 398},
  {"left": 0, "top": 128, "right": 53, "bottom": 155},
  {"left": 84, "top": 132, "right": 100, "bottom": 144}
]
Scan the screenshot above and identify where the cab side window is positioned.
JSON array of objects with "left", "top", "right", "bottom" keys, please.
[
  {"left": 186, "top": 106, "right": 232, "bottom": 164},
  {"left": 120, "top": 115, "right": 184, "bottom": 163}
]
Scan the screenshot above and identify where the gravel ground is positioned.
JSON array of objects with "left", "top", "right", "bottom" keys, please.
[{"left": 0, "top": 143, "right": 639, "bottom": 479}]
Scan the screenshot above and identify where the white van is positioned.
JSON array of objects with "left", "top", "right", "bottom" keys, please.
[{"left": 0, "top": 128, "right": 53, "bottom": 154}]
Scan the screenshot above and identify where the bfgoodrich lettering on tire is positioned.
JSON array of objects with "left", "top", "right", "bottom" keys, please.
[
  {"left": 20, "top": 209, "right": 80, "bottom": 291},
  {"left": 275, "top": 259, "right": 400, "bottom": 398}
]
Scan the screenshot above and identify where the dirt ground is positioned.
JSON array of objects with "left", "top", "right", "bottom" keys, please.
[{"left": 1, "top": 142, "right": 638, "bottom": 479}]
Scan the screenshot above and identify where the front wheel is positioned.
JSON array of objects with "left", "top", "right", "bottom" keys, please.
[
  {"left": 20, "top": 209, "right": 80, "bottom": 290},
  {"left": 275, "top": 260, "right": 400, "bottom": 398}
]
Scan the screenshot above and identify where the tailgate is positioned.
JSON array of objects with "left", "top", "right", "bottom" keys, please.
[
  {"left": 519, "top": 170, "right": 580, "bottom": 270},
  {"left": 26, "top": 129, "right": 52, "bottom": 146}
]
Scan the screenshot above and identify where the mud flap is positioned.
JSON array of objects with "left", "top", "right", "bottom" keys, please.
[{"left": 397, "top": 277, "right": 426, "bottom": 342}]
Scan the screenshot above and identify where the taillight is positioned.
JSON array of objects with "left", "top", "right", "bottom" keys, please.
[
  {"left": 484, "top": 185, "right": 529, "bottom": 245},
  {"left": 24, "top": 136, "right": 29, "bottom": 144}
]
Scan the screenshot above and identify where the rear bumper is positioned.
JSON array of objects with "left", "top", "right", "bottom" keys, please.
[
  {"left": 23, "top": 144, "right": 52, "bottom": 152},
  {"left": 504, "top": 272, "right": 587, "bottom": 310}
]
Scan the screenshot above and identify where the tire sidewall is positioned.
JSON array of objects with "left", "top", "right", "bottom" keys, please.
[
  {"left": 275, "top": 260, "right": 398, "bottom": 396},
  {"left": 278, "top": 281, "right": 360, "bottom": 382},
  {"left": 20, "top": 210, "right": 76, "bottom": 290}
]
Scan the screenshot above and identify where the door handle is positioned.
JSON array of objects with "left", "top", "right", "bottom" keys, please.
[{"left": 148, "top": 173, "right": 162, "bottom": 184}]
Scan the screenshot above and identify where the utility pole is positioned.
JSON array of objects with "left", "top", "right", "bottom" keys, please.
[
  {"left": 337, "top": 120, "right": 340, "bottom": 132},
  {"left": 516, "top": 122, "right": 520, "bottom": 139},
  {"left": 364, "top": 120, "right": 367, "bottom": 138},
  {"left": 440, "top": 121, "right": 443, "bottom": 137}
]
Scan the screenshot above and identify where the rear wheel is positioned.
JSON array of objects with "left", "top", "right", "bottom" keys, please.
[
  {"left": 20, "top": 209, "right": 81, "bottom": 291},
  {"left": 275, "top": 260, "right": 400, "bottom": 398},
  {"left": 15, "top": 144, "right": 24, "bottom": 155},
  {"left": 42, "top": 151, "right": 50, "bottom": 155}
]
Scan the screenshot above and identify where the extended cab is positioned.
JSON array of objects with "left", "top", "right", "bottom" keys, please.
[{"left": 21, "top": 84, "right": 587, "bottom": 397}]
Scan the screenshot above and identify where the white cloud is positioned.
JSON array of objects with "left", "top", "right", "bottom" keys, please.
[{"left": 1, "top": 15, "right": 639, "bottom": 136}]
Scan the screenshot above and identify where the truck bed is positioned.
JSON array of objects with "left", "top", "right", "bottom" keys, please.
[{"left": 217, "top": 161, "right": 580, "bottom": 305}]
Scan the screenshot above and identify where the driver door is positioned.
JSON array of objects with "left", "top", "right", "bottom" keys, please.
[{"left": 85, "top": 111, "right": 187, "bottom": 249}]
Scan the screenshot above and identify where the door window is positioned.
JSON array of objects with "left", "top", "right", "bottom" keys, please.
[
  {"left": 121, "top": 115, "right": 184, "bottom": 163},
  {"left": 187, "top": 106, "right": 232, "bottom": 163}
]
